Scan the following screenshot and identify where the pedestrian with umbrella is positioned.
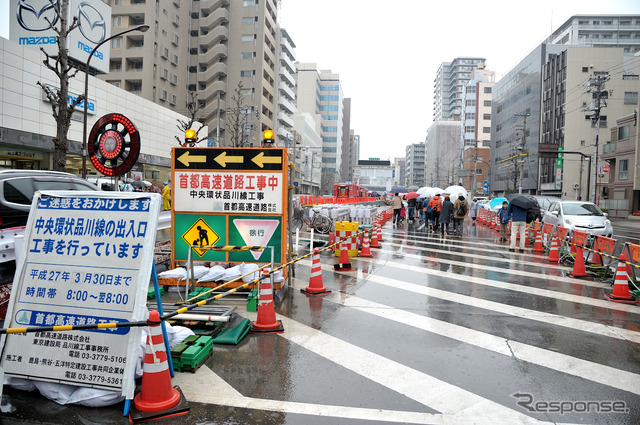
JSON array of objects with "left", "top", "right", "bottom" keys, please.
[
  {"left": 405, "top": 192, "right": 419, "bottom": 224},
  {"left": 507, "top": 194, "right": 536, "bottom": 252}
]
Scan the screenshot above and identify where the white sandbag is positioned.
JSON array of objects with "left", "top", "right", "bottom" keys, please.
[
  {"left": 221, "top": 264, "right": 242, "bottom": 281},
  {"left": 263, "top": 267, "right": 284, "bottom": 283},
  {"left": 158, "top": 267, "right": 187, "bottom": 279},
  {"left": 239, "top": 263, "right": 260, "bottom": 283},
  {"left": 197, "top": 265, "right": 227, "bottom": 282},
  {"left": 181, "top": 265, "right": 209, "bottom": 281},
  {"left": 3, "top": 376, "right": 37, "bottom": 391}
]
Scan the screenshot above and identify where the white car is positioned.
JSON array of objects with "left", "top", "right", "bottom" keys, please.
[{"left": 542, "top": 201, "right": 613, "bottom": 240}]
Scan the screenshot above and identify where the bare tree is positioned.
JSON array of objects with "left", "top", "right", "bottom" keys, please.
[
  {"left": 225, "top": 82, "right": 246, "bottom": 148},
  {"left": 37, "top": 0, "right": 83, "bottom": 172},
  {"left": 175, "top": 92, "right": 207, "bottom": 146}
]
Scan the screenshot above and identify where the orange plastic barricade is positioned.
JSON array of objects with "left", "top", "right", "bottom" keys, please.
[
  {"left": 569, "top": 230, "right": 589, "bottom": 278},
  {"left": 543, "top": 223, "right": 554, "bottom": 247},
  {"left": 588, "top": 235, "right": 616, "bottom": 268},
  {"left": 623, "top": 242, "right": 640, "bottom": 282},
  {"left": 557, "top": 226, "right": 568, "bottom": 252}
]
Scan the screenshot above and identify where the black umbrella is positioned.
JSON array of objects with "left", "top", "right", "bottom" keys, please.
[{"left": 506, "top": 194, "right": 536, "bottom": 210}]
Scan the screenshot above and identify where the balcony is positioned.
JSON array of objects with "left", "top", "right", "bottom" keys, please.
[
  {"left": 279, "top": 97, "right": 296, "bottom": 114},
  {"left": 199, "top": 25, "right": 229, "bottom": 47},
  {"left": 277, "top": 111, "right": 294, "bottom": 128},
  {"left": 199, "top": 0, "right": 230, "bottom": 15},
  {"left": 197, "top": 61, "right": 227, "bottom": 84},
  {"left": 278, "top": 82, "right": 295, "bottom": 101},
  {"left": 197, "top": 43, "right": 228, "bottom": 67},
  {"left": 199, "top": 7, "right": 229, "bottom": 32}
]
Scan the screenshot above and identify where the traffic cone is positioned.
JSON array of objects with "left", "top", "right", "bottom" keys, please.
[
  {"left": 334, "top": 239, "right": 352, "bottom": 271},
  {"left": 525, "top": 228, "right": 531, "bottom": 246},
  {"left": 590, "top": 249, "right": 604, "bottom": 266},
  {"left": 568, "top": 243, "right": 589, "bottom": 278},
  {"left": 370, "top": 224, "right": 381, "bottom": 248},
  {"left": 605, "top": 254, "right": 638, "bottom": 304},
  {"left": 129, "top": 310, "right": 190, "bottom": 423},
  {"left": 251, "top": 271, "right": 284, "bottom": 333},
  {"left": 546, "top": 234, "right": 560, "bottom": 263},
  {"left": 359, "top": 229, "right": 373, "bottom": 257},
  {"left": 533, "top": 231, "right": 545, "bottom": 253},
  {"left": 376, "top": 222, "right": 384, "bottom": 242},
  {"left": 301, "top": 248, "right": 331, "bottom": 295}
]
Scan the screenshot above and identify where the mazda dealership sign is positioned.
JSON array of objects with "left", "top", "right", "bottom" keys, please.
[{"left": 10, "top": 0, "right": 112, "bottom": 74}]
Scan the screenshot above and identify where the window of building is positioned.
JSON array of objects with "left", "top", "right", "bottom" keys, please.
[
  {"left": 242, "top": 17, "right": 255, "bottom": 25},
  {"left": 466, "top": 100, "right": 476, "bottom": 106},
  {"left": 619, "top": 159, "right": 628, "bottom": 180},
  {"left": 483, "top": 100, "right": 491, "bottom": 107},
  {"left": 483, "top": 113, "right": 491, "bottom": 120},
  {"left": 618, "top": 125, "right": 629, "bottom": 140},
  {"left": 241, "top": 52, "right": 254, "bottom": 60},
  {"left": 483, "top": 127, "right": 491, "bottom": 133},
  {"left": 319, "top": 85, "right": 340, "bottom": 91},
  {"left": 241, "top": 34, "right": 255, "bottom": 42},
  {"left": 243, "top": 0, "right": 256, "bottom": 5},
  {"left": 322, "top": 115, "right": 338, "bottom": 120},
  {"left": 580, "top": 140, "right": 586, "bottom": 146},
  {"left": 112, "top": 38, "right": 121, "bottom": 49},
  {"left": 321, "top": 126, "right": 338, "bottom": 132},
  {"left": 113, "top": 16, "right": 122, "bottom": 27},
  {"left": 624, "top": 92, "right": 638, "bottom": 105},
  {"left": 483, "top": 87, "right": 492, "bottom": 93},
  {"left": 240, "top": 70, "right": 253, "bottom": 78},
  {"left": 318, "top": 105, "right": 338, "bottom": 111},
  {"left": 240, "top": 88, "right": 254, "bottom": 96},
  {"left": 582, "top": 67, "right": 589, "bottom": 72},
  {"left": 319, "top": 95, "right": 339, "bottom": 101}
]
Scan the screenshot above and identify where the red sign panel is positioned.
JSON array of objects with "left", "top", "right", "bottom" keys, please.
[
  {"left": 593, "top": 235, "right": 616, "bottom": 255},
  {"left": 557, "top": 226, "right": 568, "bottom": 240},
  {"left": 627, "top": 243, "right": 640, "bottom": 264},
  {"left": 573, "top": 230, "right": 587, "bottom": 247},
  {"left": 543, "top": 223, "right": 554, "bottom": 235}
]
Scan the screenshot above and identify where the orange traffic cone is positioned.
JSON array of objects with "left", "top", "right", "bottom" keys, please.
[
  {"left": 605, "top": 254, "right": 638, "bottom": 304},
  {"left": 301, "top": 248, "right": 331, "bottom": 295},
  {"left": 533, "top": 231, "right": 545, "bottom": 253},
  {"left": 359, "top": 229, "right": 373, "bottom": 257},
  {"left": 546, "top": 234, "right": 560, "bottom": 263},
  {"left": 568, "top": 243, "right": 589, "bottom": 278},
  {"left": 334, "top": 239, "right": 352, "bottom": 271},
  {"left": 251, "top": 271, "right": 284, "bottom": 333},
  {"left": 525, "top": 228, "right": 531, "bottom": 246},
  {"left": 376, "top": 223, "right": 384, "bottom": 242},
  {"left": 370, "top": 224, "right": 381, "bottom": 248},
  {"left": 129, "top": 310, "right": 190, "bottom": 423}
]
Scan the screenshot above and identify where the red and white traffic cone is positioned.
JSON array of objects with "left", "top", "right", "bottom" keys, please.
[
  {"left": 568, "top": 243, "right": 589, "bottom": 278},
  {"left": 525, "top": 227, "right": 531, "bottom": 246},
  {"left": 533, "top": 231, "right": 545, "bottom": 253},
  {"left": 301, "top": 248, "right": 331, "bottom": 295},
  {"left": 546, "top": 234, "right": 560, "bottom": 263},
  {"left": 370, "top": 224, "right": 381, "bottom": 248},
  {"left": 359, "top": 229, "right": 373, "bottom": 257},
  {"left": 605, "top": 254, "right": 638, "bottom": 304},
  {"left": 129, "top": 310, "right": 190, "bottom": 423},
  {"left": 334, "top": 239, "right": 352, "bottom": 271},
  {"left": 376, "top": 222, "right": 384, "bottom": 242},
  {"left": 251, "top": 271, "right": 284, "bottom": 333}
]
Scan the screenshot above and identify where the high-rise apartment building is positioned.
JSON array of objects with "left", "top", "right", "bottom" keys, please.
[
  {"left": 433, "top": 57, "right": 486, "bottom": 121},
  {"left": 405, "top": 143, "right": 425, "bottom": 188},
  {"left": 274, "top": 28, "right": 297, "bottom": 145},
  {"left": 103, "top": 0, "right": 281, "bottom": 147},
  {"left": 296, "top": 63, "right": 344, "bottom": 194}
]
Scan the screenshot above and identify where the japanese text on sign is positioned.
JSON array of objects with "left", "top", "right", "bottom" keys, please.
[{"left": 174, "top": 171, "right": 283, "bottom": 213}]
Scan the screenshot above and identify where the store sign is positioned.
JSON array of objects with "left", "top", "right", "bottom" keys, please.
[
  {"left": 0, "top": 191, "right": 159, "bottom": 397},
  {"left": 42, "top": 84, "right": 96, "bottom": 115}
]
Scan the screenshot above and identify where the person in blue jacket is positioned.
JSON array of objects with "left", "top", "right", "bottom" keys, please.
[{"left": 507, "top": 201, "right": 527, "bottom": 253}]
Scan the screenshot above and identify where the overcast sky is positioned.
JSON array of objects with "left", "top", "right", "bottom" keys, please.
[
  {"left": 2, "top": 1, "right": 639, "bottom": 161},
  {"left": 278, "top": 0, "right": 640, "bottom": 160}
]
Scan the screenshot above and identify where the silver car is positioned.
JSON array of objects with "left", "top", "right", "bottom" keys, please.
[{"left": 542, "top": 200, "right": 613, "bottom": 239}]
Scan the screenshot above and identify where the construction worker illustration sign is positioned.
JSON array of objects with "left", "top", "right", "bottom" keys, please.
[{"left": 170, "top": 147, "right": 288, "bottom": 264}]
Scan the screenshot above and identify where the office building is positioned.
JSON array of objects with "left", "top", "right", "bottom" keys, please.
[
  {"left": 405, "top": 143, "right": 425, "bottom": 188},
  {"left": 425, "top": 121, "right": 461, "bottom": 188},
  {"left": 296, "top": 63, "right": 344, "bottom": 194}
]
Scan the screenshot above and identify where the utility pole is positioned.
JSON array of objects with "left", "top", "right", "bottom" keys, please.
[
  {"left": 514, "top": 112, "right": 530, "bottom": 194},
  {"left": 471, "top": 140, "right": 479, "bottom": 197},
  {"left": 586, "top": 72, "right": 609, "bottom": 204}
]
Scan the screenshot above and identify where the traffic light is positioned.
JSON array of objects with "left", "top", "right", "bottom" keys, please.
[
  {"left": 262, "top": 129, "right": 275, "bottom": 147},
  {"left": 185, "top": 129, "right": 196, "bottom": 146}
]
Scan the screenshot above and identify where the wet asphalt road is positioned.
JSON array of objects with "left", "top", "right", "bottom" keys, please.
[{"left": 1, "top": 216, "right": 640, "bottom": 424}]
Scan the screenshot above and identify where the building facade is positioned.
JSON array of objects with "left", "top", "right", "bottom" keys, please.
[
  {"left": 433, "top": 57, "right": 486, "bottom": 122},
  {"left": 405, "top": 143, "right": 425, "bottom": 188},
  {"left": 425, "top": 121, "right": 462, "bottom": 188},
  {"left": 296, "top": 63, "right": 344, "bottom": 194},
  {"left": 353, "top": 160, "right": 394, "bottom": 194}
]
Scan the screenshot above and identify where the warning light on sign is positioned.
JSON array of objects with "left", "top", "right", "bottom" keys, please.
[{"left": 262, "top": 129, "right": 275, "bottom": 148}]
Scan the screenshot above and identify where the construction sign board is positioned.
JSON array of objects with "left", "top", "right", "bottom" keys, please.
[
  {"left": 171, "top": 147, "right": 288, "bottom": 264},
  {"left": 0, "top": 191, "right": 160, "bottom": 397}
]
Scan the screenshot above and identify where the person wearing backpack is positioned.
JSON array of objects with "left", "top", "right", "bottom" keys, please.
[
  {"left": 452, "top": 193, "right": 469, "bottom": 236},
  {"left": 427, "top": 194, "right": 442, "bottom": 232}
]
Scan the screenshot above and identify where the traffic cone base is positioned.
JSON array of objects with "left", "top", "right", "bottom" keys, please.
[
  {"left": 605, "top": 254, "right": 638, "bottom": 304},
  {"left": 302, "top": 248, "right": 331, "bottom": 295},
  {"left": 129, "top": 386, "right": 190, "bottom": 423},
  {"left": 334, "top": 240, "right": 352, "bottom": 271}
]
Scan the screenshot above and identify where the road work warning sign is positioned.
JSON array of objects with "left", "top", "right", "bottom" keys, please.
[{"left": 0, "top": 191, "right": 161, "bottom": 398}]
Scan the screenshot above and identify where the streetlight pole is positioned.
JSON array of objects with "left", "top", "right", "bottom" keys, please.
[{"left": 82, "top": 24, "right": 149, "bottom": 179}]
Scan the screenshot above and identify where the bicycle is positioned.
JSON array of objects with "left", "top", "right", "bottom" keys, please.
[{"left": 291, "top": 206, "right": 333, "bottom": 234}]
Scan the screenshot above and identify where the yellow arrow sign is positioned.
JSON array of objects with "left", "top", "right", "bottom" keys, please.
[
  {"left": 214, "top": 151, "right": 244, "bottom": 167},
  {"left": 177, "top": 151, "right": 207, "bottom": 167},
  {"left": 252, "top": 152, "right": 282, "bottom": 168}
]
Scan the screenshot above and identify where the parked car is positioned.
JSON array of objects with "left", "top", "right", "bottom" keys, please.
[
  {"left": 529, "top": 195, "right": 561, "bottom": 214},
  {"left": 541, "top": 200, "right": 613, "bottom": 240},
  {"left": 0, "top": 170, "right": 100, "bottom": 229}
]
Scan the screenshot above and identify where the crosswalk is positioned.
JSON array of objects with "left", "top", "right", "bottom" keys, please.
[{"left": 176, "top": 223, "right": 640, "bottom": 424}]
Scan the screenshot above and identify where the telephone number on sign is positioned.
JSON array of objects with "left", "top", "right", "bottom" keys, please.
[
  {"left": 76, "top": 374, "right": 122, "bottom": 385},
  {"left": 80, "top": 353, "right": 126, "bottom": 363}
]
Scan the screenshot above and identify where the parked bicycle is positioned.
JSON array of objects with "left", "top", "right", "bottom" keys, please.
[{"left": 291, "top": 206, "right": 333, "bottom": 234}]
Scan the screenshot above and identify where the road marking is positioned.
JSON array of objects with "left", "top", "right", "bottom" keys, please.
[
  {"left": 293, "top": 279, "right": 640, "bottom": 395},
  {"left": 279, "top": 316, "right": 545, "bottom": 424},
  {"left": 300, "top": 259, "right": 640, "bottom": 343}
]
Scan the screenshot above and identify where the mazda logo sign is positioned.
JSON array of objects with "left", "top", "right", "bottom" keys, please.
[
  {"left": 16, "top": 0, "right": 60, "bottom": 32},
  {"left": 76, "top": 1, "right": 106, "bottom": 44}
]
